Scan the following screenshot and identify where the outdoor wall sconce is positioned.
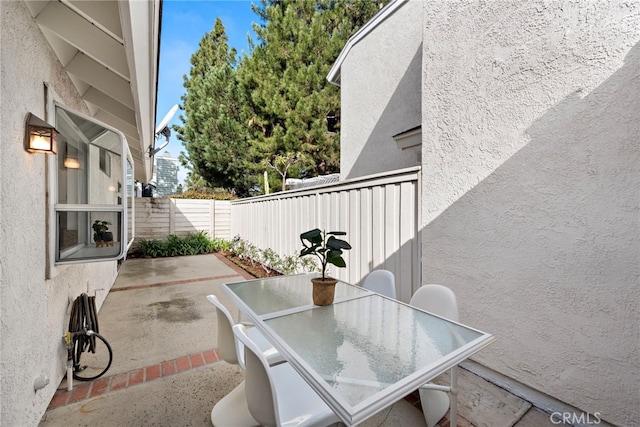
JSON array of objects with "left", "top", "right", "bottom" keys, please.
[{"left": 25, "top": 112, "right": 57, "bottom": 154}]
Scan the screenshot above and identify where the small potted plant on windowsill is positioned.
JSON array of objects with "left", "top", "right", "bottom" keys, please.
[
  {"left": 92, "top": 220, "right": 113, "bottom": 247},
  {"left": 300, "top": 228, "right": 352, "bottom": 305}
]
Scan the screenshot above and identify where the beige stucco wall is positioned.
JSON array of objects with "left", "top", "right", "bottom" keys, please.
[
  {"left": 1, "top": 2, "right": 118, "bottom": 425},
  {"left": 420, "top": 1, "right": 639, "bottom": 425},
  {"left": 339, "top": 0, "right": 422, "bottom": 180}
]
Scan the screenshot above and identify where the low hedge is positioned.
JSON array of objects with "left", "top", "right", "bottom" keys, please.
[
  {"left": 169, "top": 189, "right": 236, "bottom": 200},
  {"left": 132, "top": 231, "right": 231, "bottom": 258}
]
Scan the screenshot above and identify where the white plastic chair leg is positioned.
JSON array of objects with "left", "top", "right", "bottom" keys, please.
[
  {"left": 419, "top": 389, "right": 450, "bottom": 427},
  {"left": 210, "top": 381, "right": 259, "bottom": 427},
  {"left": 419, "top": 365, "right": 458, "bottom": 427}
]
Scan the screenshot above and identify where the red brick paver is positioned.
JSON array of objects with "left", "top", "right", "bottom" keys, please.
[
  {"left": 128, "top": 368, "right": 144, "bottom": 387},
  {"left": 145, "top": 364, "right": 161, "bottom": 381},
  {"left": 48, "top": 389, "right": 70, "bottom": 408},
  {"left": 202, "top": 349, "right": 219, "bottom": 364},
  {"left": 67, "top": 382, "right": 91, "bottom": 404},
  {"left": 161, "top": 360, "right": 176, "bottom": 376},
  {"left": 89, "top": 376, "right": 111, "bottom": 398},
  {"left": 176, "top": 356, "right": 191, "bottom": 372},
  {"left": 189, "top": 353, "right": 204, "bottom": 368},
  {"left": 109, "top": 372, "right": 128, "bottom": 391}
]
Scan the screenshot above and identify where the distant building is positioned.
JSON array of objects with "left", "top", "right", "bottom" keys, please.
[{"left": 155, "top": 151, "right": 179, "bottom": 197}]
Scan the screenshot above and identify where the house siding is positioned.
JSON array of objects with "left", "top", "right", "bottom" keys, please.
[
  {"left": 1, "top": 2, "right": 119, "bottom": 425},
  {"left": 420, "top": 2, "right": 639, "bottom": 425},
  {"left": 339, "top": 0, "right": 422, "bottom": 180}
]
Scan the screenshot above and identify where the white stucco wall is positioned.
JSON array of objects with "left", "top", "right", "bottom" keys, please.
[
  {"left": 1, "top": 2, "right": 119, "bottom": 425},
  {"left": 420, "top": 2, "right": 639, "bottom": 425},
  {"left": 339, "top": 0, "right": 422, "bottom": 180}
]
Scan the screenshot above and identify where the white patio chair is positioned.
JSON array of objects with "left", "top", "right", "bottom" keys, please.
[
  {"left": 206, "top": 295, "right": 282, "bottom": 427},
  {"left": 233, "top": 323, "right": 342, "bottom": 427},
  {"left": 409, "top": 284, "right": 459, "bottom": 427},
  {"left": 207, "top": 295, "right": 281, "bottom": 369},
  {"left": 362, "top": 269, "right": 397, "bottom": 299}
]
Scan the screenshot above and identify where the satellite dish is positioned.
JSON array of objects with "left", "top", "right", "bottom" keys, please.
[
  {"left": 155, "top": 104, "right": 178, "bottom": 136},
  {"left": 150, "top": 104, "right": 179, "bottom": 157}
]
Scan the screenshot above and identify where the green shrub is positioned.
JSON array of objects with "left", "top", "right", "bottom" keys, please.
[
  {"left": 229, "top": 236, "right": 318, "bottom": 275},
  {"left": 137, "top": 238, "right": 168, "bottom": 258},
  {"left": 169, "top": 189, "right": 236, "bottom": 200},
  {"left": 210, "top": 238, "right": 231, "bottom": 252},
  {"left": 134, "top": 232, "right": 230, "bottom": 258}
]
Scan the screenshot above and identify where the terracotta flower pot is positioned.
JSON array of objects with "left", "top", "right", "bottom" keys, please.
[{"left": 311, "top": 277, "right": 338, "bottom": 306}]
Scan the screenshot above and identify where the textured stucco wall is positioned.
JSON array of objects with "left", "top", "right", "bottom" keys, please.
[
  {"left": 420, "top": 1, "right": 639, "bottom": 425},
  {"left": 339, "top": 0, "right": 422, "bottom": 180},
  {"left": 1, "top": 2, "right": 118, "bottom": 425}
]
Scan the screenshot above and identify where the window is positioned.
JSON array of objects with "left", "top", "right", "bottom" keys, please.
[
  {"left": 99, "top": 148, "right": 111, "bottom": 177},
  {"left": 54, "top": 104, "right": 133, "bottom": 264}
]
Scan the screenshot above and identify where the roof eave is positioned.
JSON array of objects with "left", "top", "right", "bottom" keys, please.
[
  {"left": 120, "top": 0, "right": 162, "bottom": 182},
  {"left": 326, "top": 0, "right": 409, "bottom": 87}
]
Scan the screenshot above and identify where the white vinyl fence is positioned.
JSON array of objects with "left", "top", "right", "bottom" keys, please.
[
  {"left": 231, "top": 167, "right": 421, "bottom": 302},
  {"left": 134, "top": 198, "right": 231, "bottom": 241}
]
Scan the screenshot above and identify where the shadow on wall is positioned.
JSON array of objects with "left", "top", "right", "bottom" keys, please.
[
  {"left": 421, "top": 42, "right": 639, "bottom": 425},
  {"left": 345, "top": 44, "right": 422, "bottom": 180}
]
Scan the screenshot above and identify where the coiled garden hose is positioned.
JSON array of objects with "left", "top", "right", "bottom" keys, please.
[{"left": 68, "top": 293, "right": 100, "bottom": 369}]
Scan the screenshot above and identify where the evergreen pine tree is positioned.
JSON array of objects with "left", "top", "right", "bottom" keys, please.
[
  {"left": 177, "top": 2, "right": 388, "bottom": 194},
  {"left": 239, "top": 0, "right": 387, "bottom": 189},
  {"left": 174, "top": 18, "right": 256, "bottom": 196}
]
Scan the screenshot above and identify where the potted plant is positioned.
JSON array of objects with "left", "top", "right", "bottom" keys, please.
[
  {"left": 92, "top": 220, "right": 113, "bottom": 247},
  {"left": 299, "top": 228, "right": 352, "bottom": 305}
]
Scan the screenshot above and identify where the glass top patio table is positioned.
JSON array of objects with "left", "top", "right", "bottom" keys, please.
[{"left": 222, "top": 273, "right": 495, "bottom": 426}]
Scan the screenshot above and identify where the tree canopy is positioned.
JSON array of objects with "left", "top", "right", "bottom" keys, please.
[
  {"left": 175, "top": 1, "right": 388, "bottom": 196},
  {"left": 174, "top": 18, "right": 255, "bottom": 196}
]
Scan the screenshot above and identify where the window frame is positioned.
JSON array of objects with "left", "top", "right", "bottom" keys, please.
[{"left": 53, "top": 102, "right": 133, "bottom": 265}]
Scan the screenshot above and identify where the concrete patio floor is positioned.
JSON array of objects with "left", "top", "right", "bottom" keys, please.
[{"left": 39, "top": 254, "right": 556, "bottom": 427}]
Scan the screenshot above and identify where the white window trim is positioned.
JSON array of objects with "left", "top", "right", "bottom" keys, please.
[
  {"left": 48, "top": 99, "right": 133, "bottom": 268},
  {"left": 45, "top": 83, "right": 59, "bottom": 279},
  {"left": 393, "top": 127, "right": 421, "bottom": 150}
]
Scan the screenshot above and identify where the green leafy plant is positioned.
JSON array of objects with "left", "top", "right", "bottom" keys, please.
[
  {"left": 299, "top": 229, "right": 351, "bottom": 280},
  {"left": 260, "top": 248, "right": 281, "bottom": 275},
  {"left": 165, "top": 234, "right": 194, "bottom": 256},
  {"left": 278, "top": 254, "right": 300, "bottom": 275},
  {"left": 134, "top": 232, "right": 230, "bottom": 258},
  {"left": 137, "top": 238, "right": 166, "bottom": 257},
  {"left": 169, "top": 189, "right": 236, "bottom": 200},
  {"left": 211, "top": 238, "right": 231, "bottom": 252},
  {"left": 229, "top": 236, "right": 312, "bottom": 275}
]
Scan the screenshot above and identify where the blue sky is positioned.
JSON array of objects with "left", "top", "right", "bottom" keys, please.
[{"left": 156, "top": 0, "right": 259, "bottom": 184}]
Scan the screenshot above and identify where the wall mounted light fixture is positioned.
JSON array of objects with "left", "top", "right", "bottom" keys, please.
[{"left": 25, "top": 112, "right": 57, "bottom": 154}]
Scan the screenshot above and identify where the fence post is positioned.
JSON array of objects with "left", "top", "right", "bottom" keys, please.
[
  {"left": 169, "top": 199, "right": 175, "bottom": 235},
  {"left": 210, "top": 199, "right": 215, "bottom": 238}
]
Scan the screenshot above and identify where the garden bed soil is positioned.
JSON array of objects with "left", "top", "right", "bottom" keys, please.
[{"left": 219, "top": 250, "right": 281, "bottom": 278}]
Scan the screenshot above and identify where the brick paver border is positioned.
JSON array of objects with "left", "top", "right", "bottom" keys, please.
[
  {"left": 47, "top": 348, "right": 463, "bottom": 426},
  {"left": 48, "top": 349, "right": 221, "bottom": 410},
  {"left": 48, "top": 347, "right": 423, "bottom": 412}
]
